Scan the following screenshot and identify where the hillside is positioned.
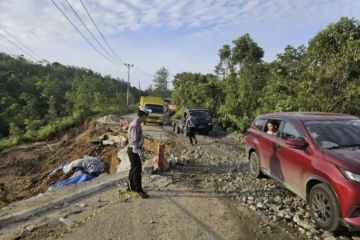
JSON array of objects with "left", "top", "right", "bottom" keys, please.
[{"left": 0, "top": 53, "right": 139, "bottom": 150}]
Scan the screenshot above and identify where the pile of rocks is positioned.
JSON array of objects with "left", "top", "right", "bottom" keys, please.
[{"left": 176, "top": 144, "right": 337, "bottom": 239}]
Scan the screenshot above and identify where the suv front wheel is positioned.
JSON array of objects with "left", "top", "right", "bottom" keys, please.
[
  {"left": 309, "top": 183, "right": 340, "bottom": 231},
  {"left": 249, "top": 151, "right": 263, "bottom": 178}
]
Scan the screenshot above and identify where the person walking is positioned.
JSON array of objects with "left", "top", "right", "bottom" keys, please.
[
  {"left": 185, "top": 112, "right": 198, "bottom": 146},
  {"left": 127, "top": 108, "right": 150, "bottom": 198}
]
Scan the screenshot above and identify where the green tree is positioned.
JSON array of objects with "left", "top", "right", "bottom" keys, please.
[
  {"left": 218, "top": 33, "right": 266, "bottom": 130},
  {"left": 215, "top": 44, "right": 232, "bottom": 79},
  {"left": 152, "top": 67, "right": 170, "bottom": 97},
  {"left": 298, "top": 17, "right": 360, "bottom": 113},
  {"left": 172, "top": 72, "right": 222, "bottom": 111},
  {"left": 259, "top": 45, "right": 306, "bottom": 113}
]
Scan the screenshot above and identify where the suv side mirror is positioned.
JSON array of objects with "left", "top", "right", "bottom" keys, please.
[{"left": 286, "top": 138, "right": 307, "bottom": 150}]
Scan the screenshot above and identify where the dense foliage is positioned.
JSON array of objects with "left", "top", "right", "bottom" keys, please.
[
  {"left": 172, "top": 17, "right": 360, "bottom": 131},
  {"left": 0, "top": 54, "right": 140, "bottom": 150}
]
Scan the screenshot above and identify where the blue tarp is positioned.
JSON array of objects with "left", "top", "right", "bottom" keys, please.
[{"left": 49, "top": 173, "right": 95, "bottom": 191}]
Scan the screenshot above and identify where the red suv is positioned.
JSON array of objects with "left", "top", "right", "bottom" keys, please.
[{"left": 245, "top": 112, "right": 360, "bottom": 231}]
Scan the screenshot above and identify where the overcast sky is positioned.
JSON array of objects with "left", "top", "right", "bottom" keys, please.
[{"left": 1, "top": 0, "right": 360, "bottom": 89}]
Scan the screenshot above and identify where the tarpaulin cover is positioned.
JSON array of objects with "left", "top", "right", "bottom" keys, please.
[{"left": 49, "top": 173, "right": 95, "bottom": 191}]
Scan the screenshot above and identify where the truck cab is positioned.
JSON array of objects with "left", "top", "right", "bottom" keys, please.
[{"left": 139, "top": 96, "right": 165, "bottom": 125}]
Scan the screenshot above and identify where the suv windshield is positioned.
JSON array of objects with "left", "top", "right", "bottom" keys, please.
[
  {"left": 305, "top": 120, "right": 360, "bottom": 149},
  {"left": 145, "top": 104, "right": 164, "bottom": 114},
  {"left": 189, "top": 111, "right": 211, "bottom": 120}
]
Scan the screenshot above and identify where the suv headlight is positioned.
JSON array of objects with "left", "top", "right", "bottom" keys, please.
[{"left": 340, "top": 168, "right": 360, "bottom": 182}]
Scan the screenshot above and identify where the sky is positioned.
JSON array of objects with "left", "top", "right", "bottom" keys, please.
[{"left": 1, "top": 0, "right": 360, "bottom": 89}]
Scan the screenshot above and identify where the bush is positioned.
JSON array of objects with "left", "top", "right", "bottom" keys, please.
[{"left": 0, "top": 138, "right": 18, "bottom": 151}]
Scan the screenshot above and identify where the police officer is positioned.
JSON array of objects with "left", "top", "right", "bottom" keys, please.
[{"left": 127, "top": 108, "right": 150, "bottom": 198}]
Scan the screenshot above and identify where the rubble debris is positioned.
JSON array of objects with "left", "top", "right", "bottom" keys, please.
[
  {"left": 47, "top": 144, "right": 55, "bottom": 152},
  {"left": 143, "top": 167, "right": 153, "bottom": 175},
  {"left": 92, "top": 134, "right": 127, "bottom": 146},
  {"left": 96, "top": 114, "right": 121, "bottom": 125},
  {"left": 149, "top": 175, "right": 167, "bottom": 182},
  {"left": 25, "top": 224, "right": 36, "bottom": 232},
  {"left": 168, "top": 154, "right": 188, "bottom": 167},
  {"left": 59, "top": 217, "right": 76, "bottom": 228},
  {"left": 116, "top": 148, "right": 131, "bottom": 172}
]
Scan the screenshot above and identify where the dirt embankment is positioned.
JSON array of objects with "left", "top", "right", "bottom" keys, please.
[{"left": 0, "top": 116, "right": 132, "bottom": 207}]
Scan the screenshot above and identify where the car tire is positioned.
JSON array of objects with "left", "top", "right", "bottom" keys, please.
[
  {"left": 203, "top": 129, "right": 210, "bottom": 135},
  {"left": 176, "top": 126, "right": 180, "bottom": 134},
  {"left": 309, "top": 183, "right": 340, "bottom": 232},
  {"left": 159, "top": 122, "right": 163, "bottom": 126},
  {"left": 249, "top": 151, "right": 263, "bottom": 178},
  {"left": 173, "top": 124, "right": 176, "bottom": 132}
]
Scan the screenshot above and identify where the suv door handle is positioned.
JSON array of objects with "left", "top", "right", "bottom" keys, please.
[{"left": 274, "top": 143, "right": 281, "bottom": 150}]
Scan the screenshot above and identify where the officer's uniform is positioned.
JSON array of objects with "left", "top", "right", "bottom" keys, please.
[{"left": 127, "top": 109, "right": 148, "bottom": 194}]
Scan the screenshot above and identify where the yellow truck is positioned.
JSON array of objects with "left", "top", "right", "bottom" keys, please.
[{"left": 139, "top": 96, "right": 165, "bottom": 125}]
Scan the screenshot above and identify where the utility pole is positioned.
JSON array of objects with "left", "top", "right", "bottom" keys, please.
[
  {"left": 138, "top": 80, "right": 141, "bottom": 100},
  {"left": 124, "top": 63, "right": 134, "bottom": 106}
]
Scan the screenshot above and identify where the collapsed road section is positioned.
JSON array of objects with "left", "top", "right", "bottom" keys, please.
[{"left": 0, "top": 114, "right": 357, "bottom": 239}]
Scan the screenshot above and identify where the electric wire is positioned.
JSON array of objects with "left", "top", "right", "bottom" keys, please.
[
  {"left": 64, "top": 0, "right": 117, "bottom": 62},
  {"left": 55, "top": 0, "right": 154, "bottom": 85},
  {"left": 79, "top": 0, "right": 126, "bottom": 64},
  {"left": 134, "top": 66, "right": 154, "bottom": 78},
  {"left": 0, "top": 24, "right": 42, "bottom": 60},
  {"left": 80, "top": 0, "right": 155, "bottom": 79},
  {"left": 0, "top": 32, "right": 36, "bottom": 61},
  {"left": 51, "top": 0, "right": 113, "bottom": 62}
]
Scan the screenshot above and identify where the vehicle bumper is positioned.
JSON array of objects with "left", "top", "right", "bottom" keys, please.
[
  {"left": 197, "top": 124, "right": 212, "bottom": 131},
  {"left": 145, "top": 118, "right": 163, "bottom": 123},
  {"left": 336, "top": 180, "right": 360, "bottom": 228},
  {"left": 342, "top": 217, "right": 360, "bottom": 231}
]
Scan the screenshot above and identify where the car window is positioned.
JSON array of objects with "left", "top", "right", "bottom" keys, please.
[
  {"left": 188, "top": 111, "right": 212, "bottom": 120},
  {"left": 264, "top": 119, "right": 281, "bottom": 137},
  {"left": 305, "top": 120, "right": 360, "bottom": 149},
  {"left": 281, "top": 122, "right": 302, "bottom": 140},
  {"left": 254, "top": 119, "right": 266, "bottom": 131}
]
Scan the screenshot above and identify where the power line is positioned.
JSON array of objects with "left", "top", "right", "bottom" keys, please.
[
  {"left": 64, "top": 0, "right": 116, "bottom": 62},
  {"left": 51, "top": 0, "right": 113, "bottom": 63},
  {"left": 134, "top": 66, "right": 154, "bottom": 78},
  {"left": 79, "top": 0, "right": 158, "bottom": 82},
  {"left": 79, "top": 0, "right": 125, "bottom": 64},
  {"left": 0, "top": 24, "right": 42, "bottom": 60},
  {"left": 54, "top": 0, "right": 155, "bottom": 87},
  {"left": 0, "top": 32, "right": 36, "bottom": 61},
  {"left": 79, "top": 0, "right": 153, "bottom": 85}
]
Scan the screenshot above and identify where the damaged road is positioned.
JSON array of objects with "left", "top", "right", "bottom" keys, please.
[{"left": 1, "top": 114, "right": 360, "bottom": 239}]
